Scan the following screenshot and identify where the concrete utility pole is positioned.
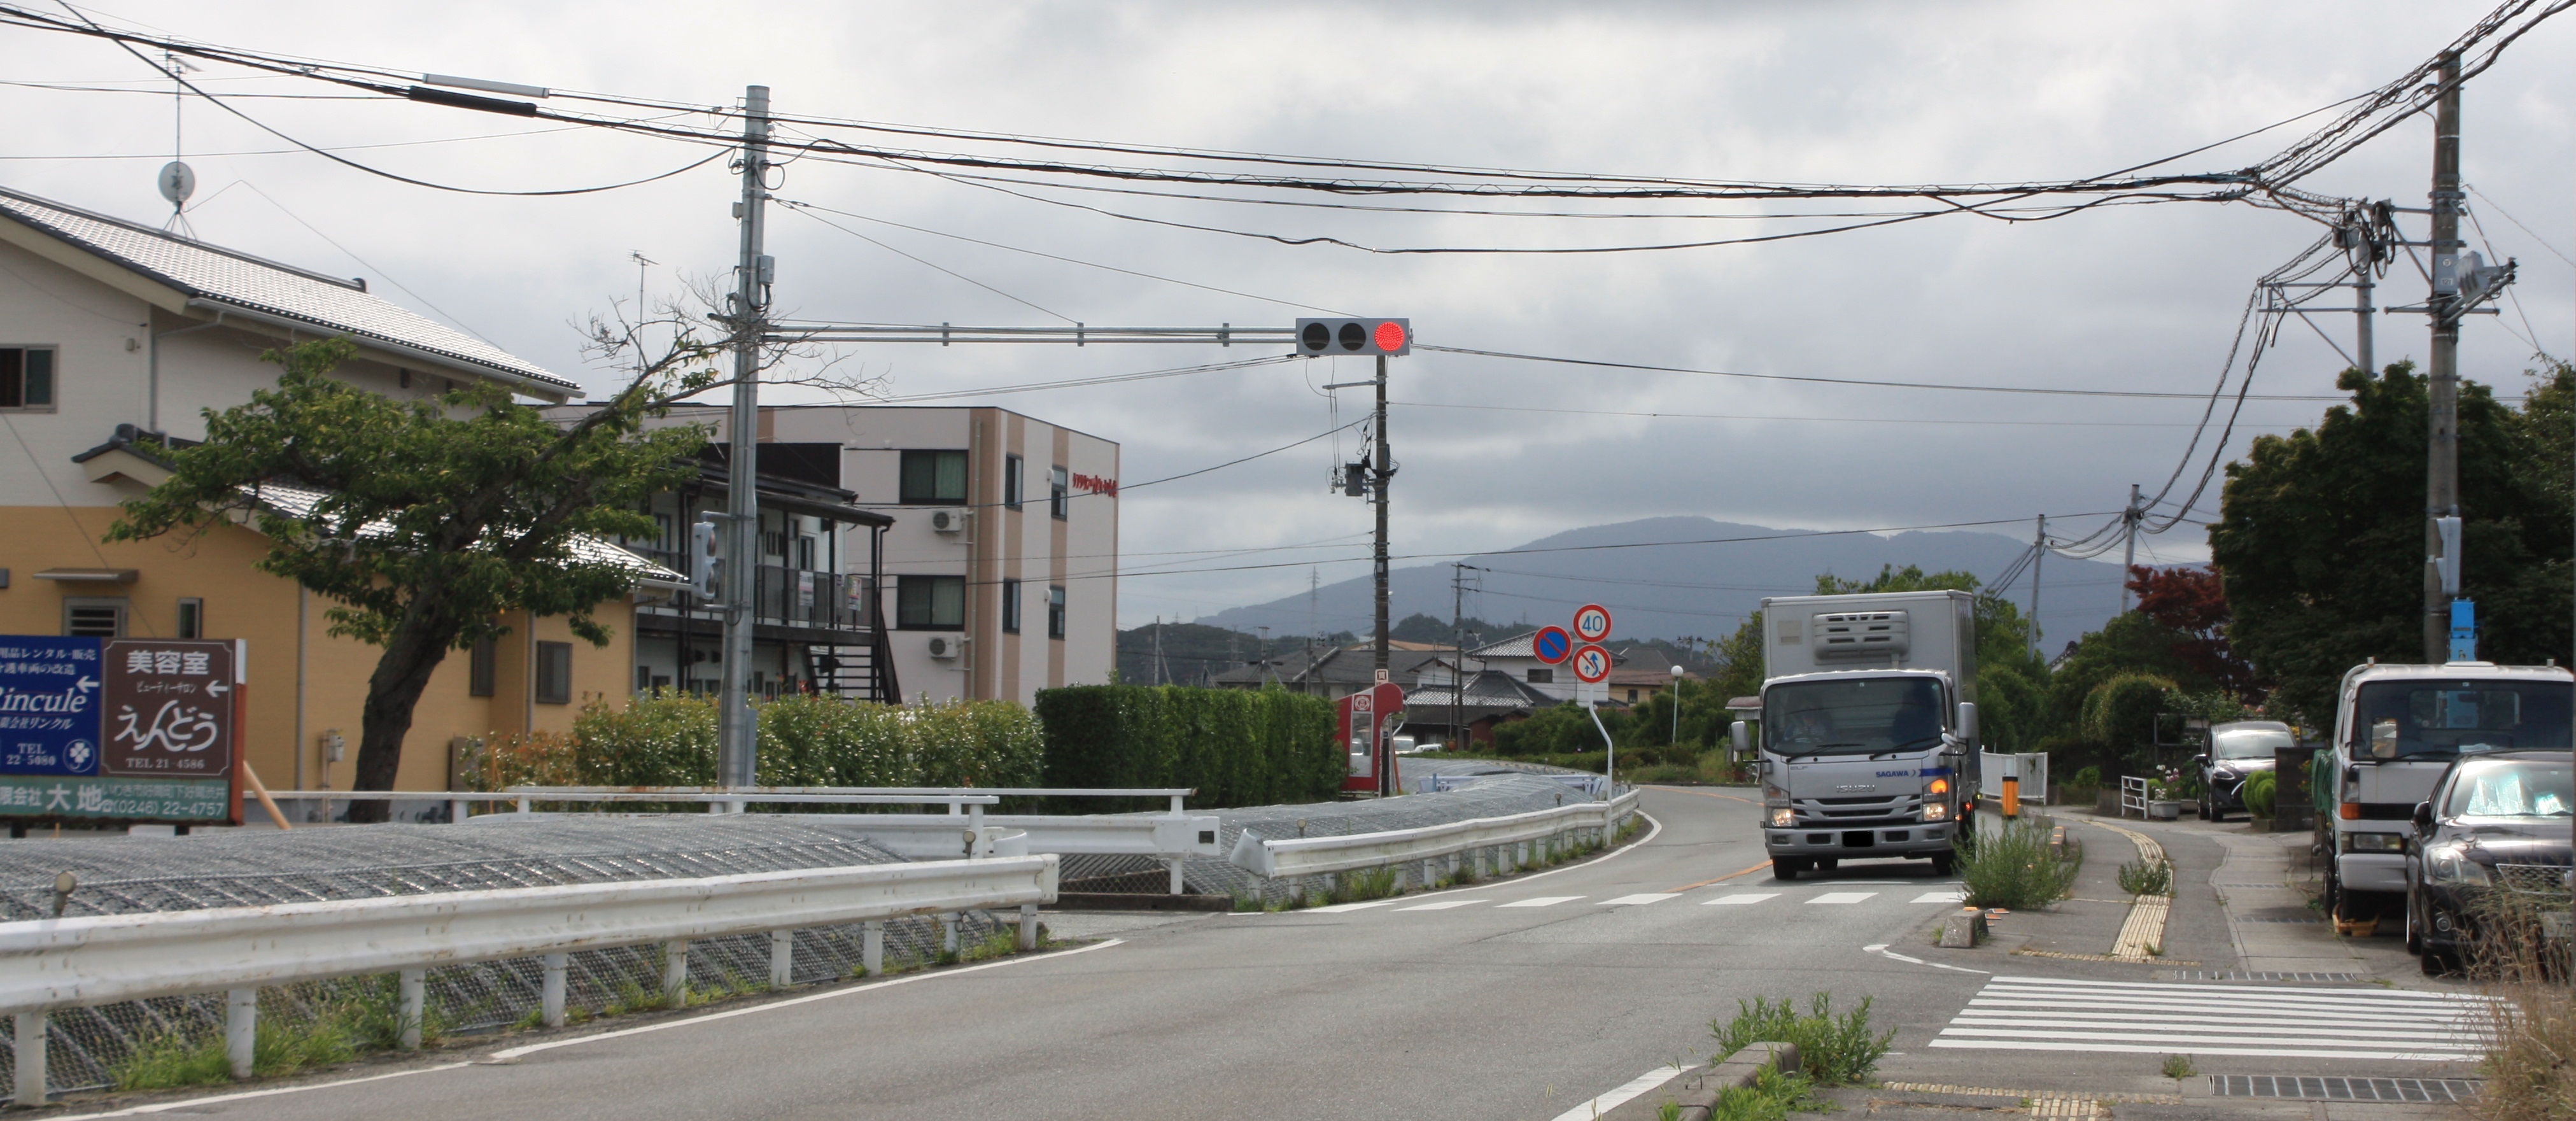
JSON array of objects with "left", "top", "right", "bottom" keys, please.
[
  {"left": 1373, "top": 353, "right": 1392, "bottom": 675},
  {"left": 2120, "top": 484, "right": 2141, "bottom": 612},
  {"left": 718, "top": 85, "right": 771, "bottom": 791},
  {"left": 2028, "top": 515, "right": 2045, "bottom": 663},
  {"left": 2423, "top": 52, "right": 2463, "bottom": 663},
  {"left": 1451, "top": 562, "right": 1479, "bottom": 749}
]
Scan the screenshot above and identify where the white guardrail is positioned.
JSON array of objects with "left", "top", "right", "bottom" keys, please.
[
  {"left": 1228, "top": 789, "right": 1642, "bottom": 884},
  {"left": 1976, "top": 751, "right": 2049, "bottom": 806},
  {"left": 0, "top": 855, "right": 1059, "bottom": 1105}
]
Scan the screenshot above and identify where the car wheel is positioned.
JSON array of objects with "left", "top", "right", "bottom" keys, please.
[
  {"left": 1931, "top": 852, "right": 1956, "bottom": 877},
  {"left": 1773, "top": 859, "right": 1801, "bottom": 881},
  {"left": 2405, "top": 889, "right": 2423, "bottom": 955}
]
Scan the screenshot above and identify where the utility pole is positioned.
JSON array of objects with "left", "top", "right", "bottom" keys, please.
[
  {"left": 2028, "top": 515, "right": 2045, "bottom": 663},
  {"left": 717, "top": 85, "right": 771, "bottom": 792},
  {"left": 1373, "top": 353, "right": 1393, "bottom": 675},
  {"left": 2422, "top": 50, "right": 2464, "bottom": 664},
  {"left": 2354, "top": 244, "right": 2375, "bottom": 378},
  {"left": 1451, "top": 562, "right": 1480, "bottom": 750},
  {"left": 2120, "top": 483, "right": 2141, "bottom": 612}
]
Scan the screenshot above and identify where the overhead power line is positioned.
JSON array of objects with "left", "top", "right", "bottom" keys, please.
[{"left": 1416, "top": 346, "right": 2349, "bottom": 401}]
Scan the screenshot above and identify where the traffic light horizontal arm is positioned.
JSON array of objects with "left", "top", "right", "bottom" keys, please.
[{"left": 764, "top": 323, "right": 1300, "bottom": 346}]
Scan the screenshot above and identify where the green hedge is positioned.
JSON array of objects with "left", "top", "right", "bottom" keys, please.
[
  {"left": 466, "top": 693, "right": 1043, "bottom": 794},
  {"left": 1032, "top": 685, "right": 1339, "bottom": 809}
]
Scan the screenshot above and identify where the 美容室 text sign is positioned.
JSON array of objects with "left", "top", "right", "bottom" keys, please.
[{"left": 0, "top": 635, "right": 242, "bottom": 826}]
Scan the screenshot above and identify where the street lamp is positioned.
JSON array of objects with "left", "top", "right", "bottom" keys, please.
[{"left": 1670, "top": 665, "right": 1685, "bottom": 747}]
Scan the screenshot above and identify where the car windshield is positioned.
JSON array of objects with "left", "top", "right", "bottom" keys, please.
[
  {"left": 2349, "top": 679, "right": 2573, "bottom": 758},
  {"left": 1763, "top": 677, "right": 1945, "bottom": 758},
  {"left": 2211, "top": 726, "right": 2291, "bottom": 760},
  {"left": 2444, "top": 759, "right": 2576, "bottom": 819}
]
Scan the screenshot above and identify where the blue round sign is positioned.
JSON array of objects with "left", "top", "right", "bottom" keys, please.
[{"left": 1533, "top": 626, "right": 1572, "bottom": 665}]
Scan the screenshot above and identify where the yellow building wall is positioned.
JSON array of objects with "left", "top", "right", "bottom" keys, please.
[{"left": 0, "top": 505, "right": 633, "bottom": 796}]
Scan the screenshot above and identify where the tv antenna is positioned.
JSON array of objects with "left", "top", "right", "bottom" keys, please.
[{"left": 157, "top": 52, "right": 201, "bottom": 237}]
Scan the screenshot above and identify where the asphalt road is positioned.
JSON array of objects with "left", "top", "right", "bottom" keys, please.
[{"left": 71, "top": 787, "right": 2015, "bottom": 1121}]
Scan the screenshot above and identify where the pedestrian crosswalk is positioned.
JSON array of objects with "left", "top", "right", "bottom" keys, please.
[
  {"left": 1292, "top": 885, "right": 1963, "bottom": 917},
  {"left": 1929, "top": 976, "right": 2500, "bottom": 1061}
]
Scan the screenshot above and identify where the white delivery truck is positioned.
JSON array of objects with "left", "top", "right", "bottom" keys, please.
[
  {"left": 1731, "top": 589, "right": 1978, "bottom": 879},
  {"left": 2323, "top": 660, "right": 2573, "bottom": 921}
]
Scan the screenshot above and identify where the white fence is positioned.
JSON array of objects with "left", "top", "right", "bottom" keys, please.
[
  {"left": 1977, "top": 752, "right": 2049, "bottom": 806},
  {"left": 0, "top": 854, "right": 1058, "bottom": 1104},
  {"left": 1228, "top": 789, "right": 1641, "bottom": 886}
]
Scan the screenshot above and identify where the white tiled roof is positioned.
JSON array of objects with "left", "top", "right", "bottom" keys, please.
[
  {"left": 0, "top": 187, "right": 576, "bottom": 392},
  {"left": 251, "top": 481, "right": 682, "bottom": 584}
]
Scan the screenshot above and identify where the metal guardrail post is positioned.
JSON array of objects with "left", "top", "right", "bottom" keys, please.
[
  {"left": 12, "top": 1010, "right": 45, "bottom": 1106},
  {"left": 939, "top": 913, "right": 959, "bottom": 955},
  {"left": 397, "top": 968, "right": 425, "bottom": 1050},
  {"left": 769, "top": 930, "right": 794, "bottom": 989},
  {"left": 968, "top": 804, "right": 986, "bottom": 856},
  {"left": 663, "top": 940, "right": 689, "bottom": 1006},
  {"left": 861, "top": 921, "right": 884, "bottom": 976},
  {"left": 225, "top": 987, "right": 255, "bottom": 1079},
  {"left": 540, "top": 954, "right": 567, "bottom": 1027},
  {"left": 1018, "top": 904, "right": 1038, "bottom": 950},
  {"left": 1167, "top": 857, "right": 1185, "bottom": 896},
  {"left": 449, "top": 798, "right": 468, "bottom": 824}
]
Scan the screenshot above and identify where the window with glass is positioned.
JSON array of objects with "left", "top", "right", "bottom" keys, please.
[
  {"left": 2350, "top": 679, "right": 2574, "bottom": 758},
  {"left": 900, "top": 450, "right": 969, "bottom": 504},
  {"left": 1047, "top": 585, "right": 1066, "bottom": 639},
  {"left": 1762, "top": 676, "right": 1946, "bottom": 757},
  {"left": 1001, "top": 579, "right": 1022, "bottom": 634},
  {"left": 1004, "top": 454, "right": 1024, "bottom": 511},
  {"left": 897, "top": 575, "right": 966, "bottom": 630},
  {"left": 2444, "top": 759, "right": 2575, "bottom": 819},
  {"left": 535, "top": 641, "right": 572, "bottom": 705},
  {"left": 469, "top": 634, "right": 497, "bottom": 697},
  {"left": 0, "top": 347, "right": 56, "bottom": 411},
  {"left": 1050, "top": 465, "right": 1069, "bottom": 520},
  {"left": 175, "top": 598, "right": 204, "bottom": 640},
  {"left": 1527, "top": 668, "right": 1554, "bottom": 684}
]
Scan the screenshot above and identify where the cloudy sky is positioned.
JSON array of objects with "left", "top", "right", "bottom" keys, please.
[{"left": 6, "top": 1, "right": 2570, "bottom": 630}]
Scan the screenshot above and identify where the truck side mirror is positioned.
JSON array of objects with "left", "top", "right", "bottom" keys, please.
[
  {"left": 1955, "top": 702, "right": 1977, "bottom": 744},
  {"left": 2412, "top": 801, "right": 2435, "bottom": 833},
  {"left": 1729, "top": 721, "right": 1750, "bottom": 754}
]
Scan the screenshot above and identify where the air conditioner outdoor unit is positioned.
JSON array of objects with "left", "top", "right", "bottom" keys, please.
[
  {"left": 928, "top": 509, "right": 967, "bottom": 533},
  {"left": 926, "top": 635, "right": 962, "bottom": 659}
]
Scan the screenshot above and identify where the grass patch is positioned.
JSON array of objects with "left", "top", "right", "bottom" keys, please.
[
  {"left": 2118, "top": 857, "right": 2175, "bottom": 897},
  {"left": 1712, "top": 992, "right": 1892, "bottom": 1086},
  {"left": 1708, "top": 1065, "right": 1830, "bottom": 1121},
  {"left": 110, "top": 976, "right": 426, "bottom": 1091},
  {"left": 1327, "top": 866, "right": 1400, "bottom": 905},
  {"left": 1956, "top": 815, "right": 2080, "bottom": 910},
  {"left": 2160, "top": 1054, "right": 2196, "bottom": 1080},
  {"left": 2462, "top": 889, "right": 2576, "bottom": 1120}
]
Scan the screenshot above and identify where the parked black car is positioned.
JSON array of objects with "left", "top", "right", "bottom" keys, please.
[
  {"left": 2404, "top": 749, "right": 2574, "bottom": 975},
  {"left": 2196, "top": 720, "right": 2294, "bottom": 822}
]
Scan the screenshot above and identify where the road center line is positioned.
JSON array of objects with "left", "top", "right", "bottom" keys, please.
[{"left": 1662, "top": 861, "right": 1773, "bottom": 894}]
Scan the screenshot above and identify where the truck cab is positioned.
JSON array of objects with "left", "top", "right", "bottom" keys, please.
[
  {"left": 1735, "top": 590, "right": 1978, "bottom": 880},
  {"left": 2326, "top": 661, "right": 2574, "bottom": 920}
]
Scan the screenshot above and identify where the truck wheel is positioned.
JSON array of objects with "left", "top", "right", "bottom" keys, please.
[
  {"left": 1931, "top": 852, "right": 1955, "bottom": 877},
  {"left": 1772, "top": 859, "right": 1802, "bottom": 881}
]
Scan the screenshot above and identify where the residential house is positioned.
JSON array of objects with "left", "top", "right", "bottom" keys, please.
[
  {"left": 1209, "top": 640, "right": 1449, "bottom": 700},
  {"left": 0, "top": 185, "right": 673, "bottom": 800}
]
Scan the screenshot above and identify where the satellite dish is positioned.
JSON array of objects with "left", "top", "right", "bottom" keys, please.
[{"left": 157, "top": 160, "right": 195, "bottom": 206}]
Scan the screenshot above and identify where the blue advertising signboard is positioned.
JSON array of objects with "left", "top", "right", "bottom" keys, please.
[{"left": 0, "top": 636, "right": 102, "bottom": 778}]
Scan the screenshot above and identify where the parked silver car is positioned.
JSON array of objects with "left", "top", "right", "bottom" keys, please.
[{"left": 2196, "top": 720, "right": 2293, "bottom": 822}]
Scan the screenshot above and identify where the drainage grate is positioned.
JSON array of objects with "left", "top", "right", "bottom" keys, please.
[
  {"left": 2164, "top": 970, "right": 2365, "bottom": 983},
  {"left": 2213, "top": 1076, "right": 2481, "bottom": 1102},
  {"left": 2234, "top": 916, "right": 2326, "bottom": 924}
]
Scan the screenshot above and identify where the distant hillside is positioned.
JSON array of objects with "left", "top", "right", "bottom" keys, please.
[
  {"left": 1191, "top": 516, "right": 2129, "bottom": 649},
  {"left": 1117, "top": 612, "right": 1713, "bottom": 685}
]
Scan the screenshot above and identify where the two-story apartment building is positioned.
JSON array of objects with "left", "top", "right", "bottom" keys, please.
[{"left": 0, "top": 185, "right": 674, "bottom": 800}]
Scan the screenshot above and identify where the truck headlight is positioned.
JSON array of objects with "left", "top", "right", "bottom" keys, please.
[
  {"left": 2424, "top": 845, "right": 2491, "bottom": 885},
  {"left": 2341, "top": 832, "right": 2406, "bottom": 854},
  {"left": 1922, "top": 801, "right": 1950, "bottom": 822},
  {"left": 1767, "top": 807, "right": 1795, "bottom": 828}
]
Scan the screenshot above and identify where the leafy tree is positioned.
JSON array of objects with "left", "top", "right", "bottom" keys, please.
[
  {"left": 2211, "top": 360, "right": 2573, "bottom": 724},
  {"left": 2080, "top": 673, "right": 2177, "bottom": 772},
  {"left": 1707, "top": 611, "right": 1766, "bottom": 705},
  {"left": 2127, "top": 565, "right": 2262, "bottom": 700},
  {"left": 2046, "top": 611, "right": 2211, "bottom": 728},
  {"left": 109, "top": 321, "right": 733, "bottom": 818}
]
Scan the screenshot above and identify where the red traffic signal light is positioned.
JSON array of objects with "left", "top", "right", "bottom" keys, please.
[{"left": 1295, "top": 318, "right": 1410, "bottom": 357}]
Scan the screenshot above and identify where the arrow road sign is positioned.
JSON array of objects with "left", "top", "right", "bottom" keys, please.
[
  {"left": 1572, "top": 603, "right": 1612, "bottom": 643},
  {"left": 1571, "top": 644, "right": 1612, "bottom": 684},
  {"left": 1532, "top": 626, "right": 1573, "bottom": 665}
]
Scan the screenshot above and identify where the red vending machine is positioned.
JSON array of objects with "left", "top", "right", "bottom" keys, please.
[{"left": 1337, "top": 681, "right": 1406, "bottom": 796}]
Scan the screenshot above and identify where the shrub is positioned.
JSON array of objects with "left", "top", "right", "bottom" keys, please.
[
  {"left": 1957, "top": 815, "right": 2080, "bottom": 910},
  {"left": 2082, "top": 673, "right": 2178, "bottom": 770},
  {"left": 1033, "top": 685, "right": 1337, "bottom": 809},
  {"left": 1712, "top": 992, "right": 1892, "bottom": 1086},
  {"left": 2242, "top": 770, "right": 2277, "bottom": 818},
  {"left": 2118, "top": 857, "right": 2174, "bottom": 897}
]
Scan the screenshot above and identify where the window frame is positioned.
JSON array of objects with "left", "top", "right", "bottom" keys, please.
[
  {"left": 175, "top": 597, "right": 204, "bottom": 640},
  {"left": 534, "top": 640, "right": 573, "bottom": 705},
  {"left": 1527, "top": 668, "right": 1554, "bottom": 684},
  {"left": 0, "top": 346, "right": 58, "bottom": 412},
  {"left": 899, "top": 449, "right": 971, "bottom": 505},
  {"left": 469, "top": 634, "right": 498, "bottom": 698},
  {"left": 1047, "top": 584, "right": 1066, "bottom": 640},
  {"left": 1001, "top": 578, "right": 1022, "bottom": 634},
  {"left": 1049, "top": 465, "right": 1069, "bottom": 520},
  {"left": 896, "top": 574, "right": 967, "bottom": 631},
  {"left": 62, "top": 596, "right": 126, "bottom": 638},
  {"left": 1004, "top": 454, "right": 1024, "bottom": 511}
]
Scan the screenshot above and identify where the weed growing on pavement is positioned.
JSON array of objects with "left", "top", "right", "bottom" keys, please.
[
  {"left": 109, "top": 977, "right": 421, "bottom": 1091},
  {"left": 1708, "top": 1065, "right": 1829, "bottom": 1121},
  {"left": 1712, "top": 993, "right": 1893, "bottom": 1086},
  {"left": 1327, "top": 866, "right": 1400, "bottom": 905},
  {"left": 1956, "top": 815, "right": 2079, "bottom": 911},
  {"left": 2160, "top": 1054, "right": 2195, "bottom": 1080},
  {"left": 2118, "top": 857, "right": 2175, "bottom": 897},
  {"left": 2462, "top": 888, "right": 2576, "bottom": 1121}
]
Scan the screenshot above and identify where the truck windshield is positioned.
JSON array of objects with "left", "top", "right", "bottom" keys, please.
[
  {"left": 1764, "top": 677, "right": 1945, "bottom": 757},
  {"left": 2349, "top": 679, "right": 2574, "bottom": 758}
]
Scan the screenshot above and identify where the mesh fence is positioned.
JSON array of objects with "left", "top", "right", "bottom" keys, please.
[{"left": 0, "top": 817, "right": 1006, "bottom": 1095}]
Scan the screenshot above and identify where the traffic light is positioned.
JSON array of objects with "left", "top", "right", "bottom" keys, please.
[
  {"left": 689, "top": 518, "right": 723, "bottom": 600},
  {"left": 1295, "top": 318, "right": 1409, "bottom": 357}
]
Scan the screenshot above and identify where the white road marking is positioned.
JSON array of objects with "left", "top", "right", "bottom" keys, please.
[
  {"left": 1807, "top": 892, "right": 1877, "bottom": 905},
  {"left": 51, "top": 1063, "right": 475, "bottom": 1120},
  {"left": 1911, "top": 891, "right": 1966, "bottom": 903},
  {"left": 1929, "top": 975, "right": 2500, "bottom": 1061},
  {"left": 1599, "top": 893, "right": 1682, "bottom": 905},
  {"left": 1307, "top": 900, "right": 1401, "bottom": 913},
  {"left": 1498, "top": 896, "right": 1584, "bottom": 908},
  {"left": 1395, "top": 899, "right": 1488, "bottom": 911},
  {"left": 1703, "top": 893, "right": 1780, "bottom": 905},
  {"left": 1862, "top": 942, "right": 1991, "bottom": 975},
  {"left": 1550, "top": 1065, "right": 1689, "bottom": 1121}
]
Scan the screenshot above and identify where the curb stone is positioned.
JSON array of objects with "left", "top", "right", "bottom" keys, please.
[{"left": 1598, "top": 1041, "right": 1799, "bottom": 1121}]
